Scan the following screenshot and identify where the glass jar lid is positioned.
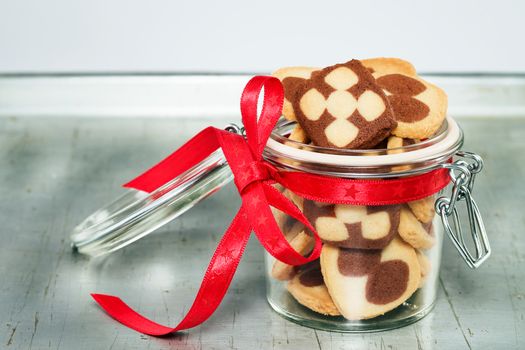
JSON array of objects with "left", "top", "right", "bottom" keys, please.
[{"left": 71, "top": 149, "right": 232, "bottom": 256}]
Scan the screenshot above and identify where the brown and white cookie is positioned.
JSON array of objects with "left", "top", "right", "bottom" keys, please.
[
  {"left": 292, "top": 59, "right": 397, "bottom": 149},
  {"left": 398, "top": 207, "right": 435, "bottom": 249},
  {"left": 362, "top": 58, "right": 447, "bottom": 139},
  {"left": 271, "top": 222, "right": 315, "bottom": 281},
  {"left": 407, "top": 196, "right": 435, "bottom": 224},
  {"left": 374, "top": 73, "right": 447, "bottom": 139},
  {"left": 273, "top": 58, "right": 416, "bottom": 118},
  {"left": 287, "top": 260, "right": 341, "bottom": 316},
  {"left": 272, "top": 66, "right": 318, "bottom": 145},
  {"left": 416, "top": 250, "right": 431, "bottom": 288},
  {"left": 272, "top": 66, "right": 318, "bottom": 122},
  {"left": 302, "top": 201, "right": 401, "bottom": 250},
  {"left": 274, "top": 58, "right": 416, "bottom": 148},
  {"left": 320, "top": 236, "right": 421, "bottom": 320}
]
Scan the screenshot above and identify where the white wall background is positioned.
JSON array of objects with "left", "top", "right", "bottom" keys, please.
[{"left": 0, "top": 0, "right": 523, "bottom": 74}]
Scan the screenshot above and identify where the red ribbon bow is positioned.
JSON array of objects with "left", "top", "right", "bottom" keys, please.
[{"left": 91, "top": 76, "right": 450, "bottom": 335}]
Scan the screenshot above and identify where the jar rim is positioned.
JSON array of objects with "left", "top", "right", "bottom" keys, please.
[
  {"left": 270, "top": 119, "right": 450, "bottom": 156},
  {"left": 264, "top": 117, "right": 463, "bottom": 176}
]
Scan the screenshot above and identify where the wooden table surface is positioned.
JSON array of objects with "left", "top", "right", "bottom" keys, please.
[{"left": 0, "top": 116, "right": 523, "bottom": 350}]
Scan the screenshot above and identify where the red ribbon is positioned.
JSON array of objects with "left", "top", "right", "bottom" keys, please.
[{"left": 91, "top": 76, "right": 450, "bottom": 335}]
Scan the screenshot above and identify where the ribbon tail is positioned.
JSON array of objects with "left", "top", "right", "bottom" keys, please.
[
  {"left": 241, "top": 183, "right": 322, "bottom": 266},
  {"left": 91, "top": 206, "right": 252, "bottom": 335},
  {"left": 90, "top": 293, "right": 175, "bottom": 336}
]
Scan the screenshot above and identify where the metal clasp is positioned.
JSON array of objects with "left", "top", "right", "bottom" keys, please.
[
  {"left": 225, "top": 123, "right": 246, "bottom": 136},
  {"left": 436, "top": 152, "right": 491, "bottom": 268}
]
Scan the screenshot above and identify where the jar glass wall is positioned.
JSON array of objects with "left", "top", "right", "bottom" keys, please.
[
  {"left": 265, "top": 191, "right": 445, "bottom": 332},
  {"left": 263, "top": 119, "right": 461, "bottom": 332}
]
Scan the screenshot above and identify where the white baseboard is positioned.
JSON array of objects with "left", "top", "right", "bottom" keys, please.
[{"left": 0, "top": 74, "right": 524, "bottom": 118}]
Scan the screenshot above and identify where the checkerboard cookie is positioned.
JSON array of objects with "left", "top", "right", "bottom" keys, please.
[
  {"left": 287, "top": 260, "right": 341, "bottom": 316},
  {"left": 286, "top": 192, "right": 401, "bottom": 250},
  {"left": 292, "top": 60, "right": 397, "bottom": 149},
  {"left": 274, "top": 58, "right": 419, "bottom": 147},
  {"left": 320, "top": 236, "right": 420, "bottom": 320},
  {"left": 272, "top": 67, "right": 318, "bottom": 144},
  {"left": 273, "top": 58, "right": 416, "bottom": 123},
  {"left": 306, "top": 201, "right": 401, "bottom": 249},
  {"left": 272, "top": 66, "right": 318, "bottom": 122}
]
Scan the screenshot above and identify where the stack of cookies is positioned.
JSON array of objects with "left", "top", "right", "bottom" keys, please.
[
  {"left": 270, "top": 58, "right": 445, "bottom": 320},
  {"left": 273, "top": 58, "right": 447, "bottom": 149}
]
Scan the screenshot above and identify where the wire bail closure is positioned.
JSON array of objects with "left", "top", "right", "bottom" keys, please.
[{"left": 436, "top": 151, "right": 490, "bottom": 268}]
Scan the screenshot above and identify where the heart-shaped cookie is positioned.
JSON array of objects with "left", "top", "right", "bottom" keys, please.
[
  {"left": 375, "top": 73, "right": 447, "bottom": 139},
  {"left": 320, "top": 237, "right": 421, "bottom": 320}
]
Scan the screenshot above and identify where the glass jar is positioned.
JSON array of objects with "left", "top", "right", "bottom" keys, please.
[
  {"left": 71, "top": 117, "right": 489, "bottom": 332},
  {"left": 262, "top": 117, "right": 490, "bottom": 332}
]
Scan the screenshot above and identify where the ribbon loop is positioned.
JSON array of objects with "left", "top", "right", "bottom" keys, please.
[{"left": 240, "top": 76, "right": 284, "bottom": 159}]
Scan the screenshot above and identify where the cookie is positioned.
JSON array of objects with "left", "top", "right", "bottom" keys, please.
[
  {"left": 364, "top": 138, "right": 389, "bottom": 156},
  {"left": 274, "top": 58, "right": 415, "bottom": 149},
  {"left": 362, "top": 57, "right": 417, "bottom": 77},
  {"left": 272, "top": 66, "right": 318, "bottom": 121},
  {"left": 416, "top": 250, "right": 431, "bottom": 288},
  {"left": 292, "top": 59, "right": 397, "bottom": 149},
  {"left": 386, "top": 135, "right": 420, "bottom": 154},
  {"left": 386, "top": 135, "right": 420, "bottom": 171},
  {"left": 287, "top": 260, "right": 341, "bottom": 316},
  {"left": 272, "top": 67, "right": 317, "bottom": 146},
  {"left": 271, "top": 222, "right": 315, "bottom": 281},
  {"left": 364, "top": 58, "right": 447, "bottom": 140},
  {"left": 407, "top": 196, "right": 435, "bottom": 224},
  {"left": 287, "top": 124, "right": 310, "bottom": 143},
  {"left": 398, "top": 207, "right": 435, "bottom": 249},
  {"left": 375, "top": 73, "right": 447, "bottom": 139},
  {"left": 273, "top": 58, "right": 416, "bottom": 117},
  {"left": 320, "top": 236, "right": 421, "bottom": 320},
  {"left": 302, "top": 201, "right": 401, "bottom": 249}
]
